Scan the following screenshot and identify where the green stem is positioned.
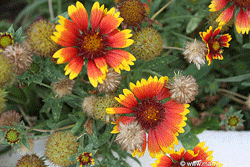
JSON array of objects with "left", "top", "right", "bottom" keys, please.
[
  {"left": 163, "top": 46, "right": 185, "bottom": 51},
  {"left": 141, "top": 69, "right": 162, "bottom": 78},
  {"left": 151, "top": 0, "right": 175, "bottom": 20},
  {"left": 24, "top": 122, "right": 47, "bottom": 133},
  {"left": 33, "top": 81, "right": 52, "bottom": 89},
  {"left": 57, "top": 0, "right": 62, "bottom": 15},
  {"left": 48, "top": 0, "right": 54, "bottom": 20},
  {"left": 171, "top": 32, "right": 194, "bottom": 41},
  {"left": 221, "top": 93, "right": 245, "bottom": 105},
  {"left": 219, "top": 88, "right": 248, "bottom": 100}
]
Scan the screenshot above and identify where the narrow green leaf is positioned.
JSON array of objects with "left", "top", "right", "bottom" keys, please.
[
  {"left": 52, "top": 101, "right": 63, "bottom": 121},
  {"left": 71, "top": 119, "right": 84, "bottom": 134},
  {"left": 186, "top": 11, "right": 204, "bottom": 34},
  {"left": 215, "top": 73, "right": 250, "bottom": 82},
  {"left": 21, "top": 137, "right": 30, "bottom": 150},
  {"left": 242, "top": 43, "right": 250, "bottom": 49}
]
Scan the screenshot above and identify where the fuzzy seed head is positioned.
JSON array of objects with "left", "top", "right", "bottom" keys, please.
[
  {"left": 51, "top": 78, "right": 75, "bottom": 98},
  {"left": 94, "top": 95, "right": 121, "bottom": 123},
  {"left": 183, "top": 39, "right": 207, "bottom": 70},
  {"left": 2, "top": 43, "right": 33, "bottom": 75},
  {"left": 0, "top": 110, "right": 21, "bottom": 131},
  {"left": 16, "top": 154, "right": 46, "bottom": 167},
  {"left": 45, "top": 131, "right": 80, "bottom": 167},
  {"left": 97, "top": 68, "right": 121, "bottom": 93},
  {"left": 83, "top": 95, "right": 120, "bottom": 123},
  {"left": 27, "top": 19, "right": 59, "bottom": 56},
  {"left": 169, "top": 73, "right": 199, "bottom": 104},
  {"left": 115, "top": 121, "right": 145, "bottom": 152},
  {"left": 83, "top": 95, "right": 98, "bottom": 117},
  {"left": 0, "top": 54, "right": 14, "bottom": 87},
  {"left": 0, "top": 89, "right": 7, "bottom": 113},
  {"left": 130, "top": 27, "right": 163, "bottom": 61},
  {"left": 118, "top": 0, "right": 147, "bottom": 27}
]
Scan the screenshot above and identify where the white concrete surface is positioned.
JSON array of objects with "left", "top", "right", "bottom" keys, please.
[{"left": 0, "top": 130, "right": 249, "bottom": 167}]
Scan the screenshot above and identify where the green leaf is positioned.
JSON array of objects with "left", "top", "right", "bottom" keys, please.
[
  {"left": 14, "top": 26, "right": 23, "bottom": 42},
  {"left": 177, "top": 124, "right": 191, "bottom": 139},
  {"left": 51, "top": 100, "right": 63, "bottom": 121},
  {"left": 241, "top": 81, "right": 250, "bottom": 86},
  {"left": 71, "top": 119, "right": 84, "bottom": 134},
  {"left": 242, "top": 43, "right": 250, "bottom": 49},
  {"left": 179, "top": 132, "right": 200, "bottom": 150},
  {"left": 7, "top": 25, "right": 15, "bottom": 34},
  {"left": 21, "top": 137, "right": 30, "bottom": 150},
  {"left": 215, "top": 73, "right": 250, "bottom": 82},
  {"left": 186, "top": 11, "right": 204, "bottom": 34},
  {"left": 98, "top": 124, "right": 113, "bottom": 147}
]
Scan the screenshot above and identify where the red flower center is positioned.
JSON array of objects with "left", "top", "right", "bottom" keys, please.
[
  {"left": 232, "top": 0, "right": 250, "bottom": 8},
  {"left": 76, "top": 30, "right": 107, "bottom": 60},
  {"left": 134, "top": 99, "right": 165, "bottom": 130}
]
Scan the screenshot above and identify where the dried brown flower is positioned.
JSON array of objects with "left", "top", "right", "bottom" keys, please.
[
  {"left": 0, "top": 110, "right": 21, "bottom": 131},
  {"left": 169, "top": 73, "right": 199, "bottom": 104},
  {"left": 2, "top": 43, "right": 33, "bottom": 75},
  {"left": 51, "top": 78, "right": 75, "bottom": 98},
  {"left": 183, "top": 39, "right": 207, "bottom": 70},
  {"left": 97, "top": 68, "right": 121, "bottom": 93},
  {"left": 115, "top": 121, "right": 145, "bottom": 152}
]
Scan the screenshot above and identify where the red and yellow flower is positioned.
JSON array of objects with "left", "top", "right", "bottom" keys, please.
[
  {"left": 151, "top": 142, "right": 223, "bottom": 167},
  {"left": 0, "top": 32, "right": 14, "bottom": 52},
  {"left": 76, "top": 152, "right": 95, "bottom": 166},
  {"left": 106, "top": 76, "right": 190, "bottom": 158},
  {"left": 200, "top": 26, "right": 231, "bottom": 65},
  {"left": 51, "top": 1, "right": 135, "bottom": 87},
  {"left": 209, "top": 0, "right": 250, "bottom": 34}
]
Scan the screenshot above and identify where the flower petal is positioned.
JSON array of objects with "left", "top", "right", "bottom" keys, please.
[
  {"left": 169, "top": 148, "right": 185, "bottom": 162},
  {"left": 208, "top": 0, "right": 229, "bottom": 12},
  {"left": 87, "top": 60, "right": 105, "bottom": 87},
  {"left": 58, "top": 15, "right": 79, "bottom": 35},
  {"left": 151, "top": 153, "right": 173, "bottom": 167},
  {"left": 91, "top": 2, "right": 107, "bottom": 30},
  {"left": 219, "top": 34, "right": 231, "bottom": 47},
  {"left": 68, "top": 1, "right": 88, "bottom": 31},
  {"left": 104, "top": 49, "right": 136, "bottom": 73},
  {"left": 94, "top": 57, "right": 108, "bottom": 75},
  {"left": 148, "top": 129, "right": 162, "bottom": 158},
  {"left": 154, "top": 125, "right": 176, "bottom": 154},
  {"left": 212, "top": 26, "right": 221, "bottom": 38},
  {"left": 200, "top": 26, "right": 213, "bottom": 43},
  {"left": 216, "top": 6, "right": 235, "bottom": 26},
  {"left": 107, "top": 29, "right": 134, "bottom": 48},
  {"left": 236, "top": 8, "right": 249, "bottom": 34},
  {"left": 53, "top": 47, "right": 79, "bottom": 64},
  {"left": 206, "top": 52, "right": 212, "bottom": 66},
  {"left": 115, "top": 89, "right": 138, "bottom": 108},
  {"left": 51, "top": 25, "right": 78, "bottom": 47},
  {"left": 99, "top": 7, "right": 123, "bottom": 35},
  {"left": 106, "top": 107, "right": 133, "bottom": 114},
  {"left": 64, "top": 56, "right": 84, "bottom": 79}
]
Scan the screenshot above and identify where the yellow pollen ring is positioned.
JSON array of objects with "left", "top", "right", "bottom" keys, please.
[
  {"left": 144, "top": 106, "right": 159, "bottom": 120},
  {"left": 212, "top": 41, "right": 220, "bottom": 51},
  {"left": 82, "top": 33, "right": 103, "bottom": 52}
]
